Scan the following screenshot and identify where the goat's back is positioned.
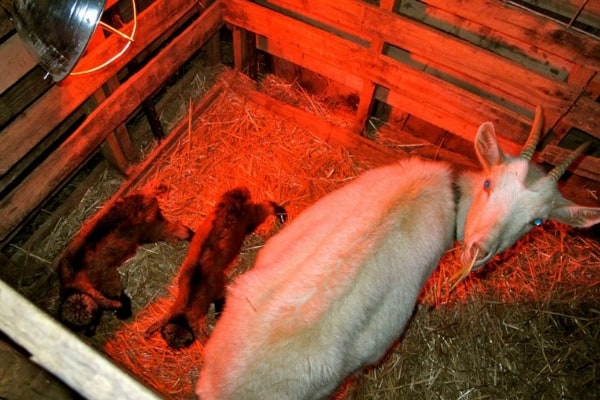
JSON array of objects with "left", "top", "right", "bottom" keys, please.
[{"left": 197, "top": 157, "right": 456, "bottom": 400}]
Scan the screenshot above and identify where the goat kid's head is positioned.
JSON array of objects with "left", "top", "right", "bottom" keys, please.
[{"left": 457, "top": 105, "right": 600, "bottom": 271}]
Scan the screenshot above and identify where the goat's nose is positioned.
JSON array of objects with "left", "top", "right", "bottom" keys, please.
[
  {"left": 462, "top": 241, "right": 496, "bottom": 270},
  {"left": 461, "top": 241, "right": 484, "bottom": 267}
]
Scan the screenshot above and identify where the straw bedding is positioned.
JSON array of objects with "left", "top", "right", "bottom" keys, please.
[{"left": 12, "top": 68, "right": 600, "bottom": 399}]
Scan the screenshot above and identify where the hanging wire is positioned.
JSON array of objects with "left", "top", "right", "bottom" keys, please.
[
  {"left": 70, "top": 0, "right": 138, "bottom": 76},
  {"left": 567, "top": 0, "right": 590, "bottom": 28},
  {"left": 504, "top": 0, "right": 598, "bottom": 39}
]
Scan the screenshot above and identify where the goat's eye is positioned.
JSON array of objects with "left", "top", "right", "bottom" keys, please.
[
  {"left": 532, "top": 218, "right": 543, "bottom": 226},
  {"left": 483, "top": 179, "right": 491, "bottom": 191}
]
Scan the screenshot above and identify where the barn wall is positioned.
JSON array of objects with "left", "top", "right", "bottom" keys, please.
[
  {"left": 223, "top": 0, "right": 600, "bottom": 179},
  {"left": 0, "top": 0, "right": 223, "bottom": 246},
  {"left": 0, "top": 0, "right": 598, "bottom": 398}
]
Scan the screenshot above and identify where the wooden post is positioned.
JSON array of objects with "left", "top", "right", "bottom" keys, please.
[
  {"left": 356, "top": 0, "right": 397, "bottom": 132},
  {"left": 204, "top": 31, "right": 222, "bottom": 66},
  {"left": 233, "top": 26, "right": 258, "bottom": 80}
]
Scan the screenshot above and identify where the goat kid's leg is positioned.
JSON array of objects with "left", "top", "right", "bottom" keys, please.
[{"left": 114, "top": 292, "right": 132, "bottom": 319}]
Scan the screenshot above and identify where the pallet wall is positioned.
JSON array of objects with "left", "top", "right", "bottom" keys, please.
[{"left": 224, "top": 0, "right": 600, "bottom": 179}]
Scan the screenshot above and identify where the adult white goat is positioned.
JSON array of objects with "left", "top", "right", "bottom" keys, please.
[{"left": 196, "top": 106, "right": 600, "bottom": 400}]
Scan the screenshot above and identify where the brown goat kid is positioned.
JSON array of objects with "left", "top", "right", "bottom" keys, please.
[
  {"left": 145, "top": 187, "right": 287, "bottom": 349},
  {"left": 58, "top": 194, "right": 193, "bottom": 336}
]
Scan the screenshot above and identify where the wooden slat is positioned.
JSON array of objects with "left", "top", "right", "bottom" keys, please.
[
  {"left": 420, "top": 0, "right": 600, "bottom": 71},
  {"left": 0, "top": 0, "right": 202, "bottom": 176},
  {"left": 0, "top": 2, "right": 223, "bottom": 243},
  {"left": 259, "top": 0, "right": 370, "bottom": 42},
  {"left": 0, "top": 278, "right": 160, "bottom": 400},
  {"left": 0, "top": 34, "right": 37, "bottom": 95},
  {"left": 0, "top": 66, "right": 52, "bottom": 129},
  {"left": 539, "top": 145, "right": 600, "bottom": 182},
  {"left": 0, "top": 110, "right": 86, "bottom": 198},
  {"left": 224, "top": 0, "right": 528, "bottom": 152},
  {"left": 514, "top": 0, "right": 600, "bottom": 30},
  {"left": 559, "top": 97, "right": 600, "bottom": 140}
]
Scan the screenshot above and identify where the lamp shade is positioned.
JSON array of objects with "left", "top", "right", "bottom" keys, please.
[{"left": 13, "top": 0, "right": 107, "bottom": 82}]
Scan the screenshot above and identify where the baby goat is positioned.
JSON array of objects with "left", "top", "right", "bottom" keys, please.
[
  {"left": 58, "top": 194, "right": 192, "bottom": 336},
  {"left": 145, "top": 187, "right": 287, "bottom": 348},
  {"left": 197, "top": 107, "right": 600, "bottom": 399}
]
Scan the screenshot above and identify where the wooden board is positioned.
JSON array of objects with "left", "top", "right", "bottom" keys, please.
[
  {"left": 0, "top": 34, "right": 38, "bottom": 95},
  {"left": 539, "top": 144, "right": 600, "bottom": 182},
  {"left": 0, "top": 278, "right": 161, "bottom": 400}
]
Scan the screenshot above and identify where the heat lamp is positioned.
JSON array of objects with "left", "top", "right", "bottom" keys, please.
[
  {"left": 11, "top": 0, "right": 136, "bottom": 83},
  {"left": 12, "top": 0, "right": 107, "bottom": 82}
]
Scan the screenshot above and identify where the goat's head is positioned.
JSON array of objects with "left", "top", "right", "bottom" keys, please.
[{"left": 456, "top": 105, "right": 600, "bottom": 270}]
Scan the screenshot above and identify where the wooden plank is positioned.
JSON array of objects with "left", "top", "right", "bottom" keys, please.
[
  {"left": 0, "top": 334, "right": 78, "bottom": 400},
  {"left": 272, "top": 0, "right": 578, "bottom": 114},
  {"left": 380, "top": 86, "right": 521, "bottom": 155},
  {"left": 223, "top": 0, "right": 529, "bottom": 151},
  {"left": 234, "top": 82, "right": 403, "bottom": 166},
  {"left": 558, "top": 97, "right": 600, "bottom": 140},
  {"left": 0, "top": 34, "right": 38, "bottom": 95},
  {"left": 0, "top": 66, "right": 52, "bottom": 129},
  {"left": 0, "top": 108, "right": 86, "bottom": 198},
  {"left": 259, "top": 0, "right": 371, "bottom": 42},
  {"left": 0, "top": 0, "right": 202, "bottom": 176},
  {"left": 0, "top": 2, "right": 223, "bottom": 242},
  {"left": 376, "top": 124, "right": 479, "bottom": 171},
  {"left": 0, "top": 278, "right": 161, "bottom": 400},
  {"left": 420, "top": 0, "right": 600, "bottom": 71},
  {"left": 539, "top": 145, "right": 600, "bottom": 182},
  {"left": 514, "top": 0, "right": 600, "bottom": 30}
]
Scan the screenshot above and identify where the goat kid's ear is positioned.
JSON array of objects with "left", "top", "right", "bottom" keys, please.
[
  {"left": 549, "top": 198, "right": 600, "bottom": 228},
  {"left": 475, "top": 122, "right": 506, "bottom": 171}
]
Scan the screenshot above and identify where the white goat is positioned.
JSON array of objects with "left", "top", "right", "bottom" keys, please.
[
  {"left": 197, "top": 106, "right": 600, "bottom": 399},
  {"left": 457, "top": 105, "right": 600, "bottom": 269}
]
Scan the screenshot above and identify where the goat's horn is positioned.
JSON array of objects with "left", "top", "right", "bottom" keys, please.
[
  {"left": 520, "top": 105, "right": 544, "bottom": 161},
  {"left": 547, "top": 142, "right": 591, "bottom": 182}
]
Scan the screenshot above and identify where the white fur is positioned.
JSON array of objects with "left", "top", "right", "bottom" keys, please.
[{"left": 196, "top": 158, "right": 455, "bottom": 399}]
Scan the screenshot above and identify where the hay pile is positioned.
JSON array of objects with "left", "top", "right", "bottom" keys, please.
[{"left": 15, "top": 68, "right": 599, "bottom": 399}]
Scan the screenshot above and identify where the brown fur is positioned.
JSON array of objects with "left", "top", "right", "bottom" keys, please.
[
  {"left": 58, "top": 194, "right": 193, "bottom": 336},
  {"left": 145, "top": 187, "right": 286, "bottom": 348}
]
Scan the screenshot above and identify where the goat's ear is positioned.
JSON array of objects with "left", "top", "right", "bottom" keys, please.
[
  {"left": 549, "top": 197, "right": 600, "bottom": 228},
  {"left": 475, "top": 122, "right": 505, "bottom": 171}
]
